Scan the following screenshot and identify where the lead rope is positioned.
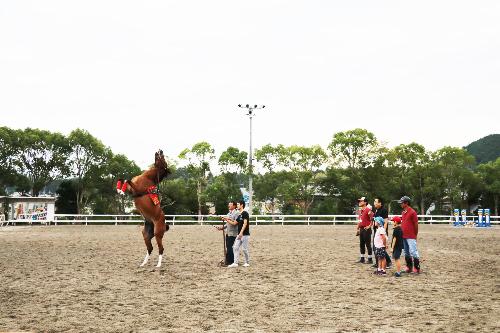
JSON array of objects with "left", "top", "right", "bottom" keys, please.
[{"left": 156, "top": 169, "right": 161, "bottom": 200}]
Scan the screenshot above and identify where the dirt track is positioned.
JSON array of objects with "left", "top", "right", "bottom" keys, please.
[{"left": 0, "top": 225, "right": 499, "bottom": 332}]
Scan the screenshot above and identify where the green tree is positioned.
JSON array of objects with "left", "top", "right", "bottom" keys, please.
[
  {"left": 0, "top": 127, "right": 30, "bottom": 194},
  {"left": 160, "top": 168, "right": 202, "bottom": 215},
  {"left": 321, "top": 130, "right": 380, "bottom": 213},
  {"left": 254, "top": 172, "right": 291, "bottom": 214},
  {"left": 328, "top": 128, "right": 379, "bottom": 169},
  {"left": 17, "top": 128, "right": 70, "bottom": 196},
  {"left": 320, "top": 167, "right": 360, "bottom": 214},
  {"left": 67, "top": 129, "right": 109, "bottom": 214},
  {"left": 477, "top": 157, "right": 500, "bottom": 216},
  {"left": 204, "top": 147, "right": 248, "bottom": 214},
  {"left": 218, "top": 146, "right": 248, "bottom": 173},
  {"left": 255, "top": 144, "right": 327, "bottom": 214},
  {"left": 433, "top": 147, "right": 477, "bottom": 212},
  {"left": 254, "top": 144, "right": 285, "bottom": 214},
  {"left": 386, "top": 143, "right": 437, "bottom": 214},
  {"left": 179, "top": 142, "right": 215, "bottom": 216},
  {"left": 55, "top": 180, "right": 78, "bottom": 214},
  {"left": 91, "top": 153, "right": 142, "bottom": 214},
  {"left": 281, "top": 145, "right": 328, "bottom": 214},
  {"left": 255, "top": 144, "right": 285, "bottom": 172},
  {"left": 205, "top": 174, "right": 243, "bottom": 214},
  {"left": 0, "top": 127, "right": 18, "bottom": 192}
]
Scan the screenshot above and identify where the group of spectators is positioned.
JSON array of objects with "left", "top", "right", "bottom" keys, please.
[
  {"left": 214, "top": 195, "right": 421, "bottom": 276},
  {"left": 356, "top": 196, "right": 421, "bottom": 277},
  {"left": 217, "top": 200, "right": 251, "bottom": 268}
]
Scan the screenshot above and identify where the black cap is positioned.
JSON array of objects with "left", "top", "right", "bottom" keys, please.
[{"left": 398, "top": 196, "right": 411, "bottom": 204}]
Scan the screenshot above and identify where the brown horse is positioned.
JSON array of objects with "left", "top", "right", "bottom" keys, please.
[{"left": 117, "top": 150, "right": 171, "bottom": 268}]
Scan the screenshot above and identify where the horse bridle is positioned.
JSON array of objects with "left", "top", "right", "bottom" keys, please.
[{"left": 155, "top": 149, "right": 168, "bottom": 196}]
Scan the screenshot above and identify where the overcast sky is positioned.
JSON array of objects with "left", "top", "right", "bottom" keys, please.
[{"left": 1, "top": 1, "right": 499, "bottom": 168}]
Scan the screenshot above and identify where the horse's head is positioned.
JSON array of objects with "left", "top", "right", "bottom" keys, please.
[{"left": 154, "top": 149, "right": 171, "bottom": 179}]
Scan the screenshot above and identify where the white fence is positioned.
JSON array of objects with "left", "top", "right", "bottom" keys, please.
[{"left": 1, "top": 214, "right": 496, "bottom": 226}]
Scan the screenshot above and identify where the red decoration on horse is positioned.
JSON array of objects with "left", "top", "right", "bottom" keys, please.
[{"left": 116, "top": 149, "right": 171, "bottom": 268}]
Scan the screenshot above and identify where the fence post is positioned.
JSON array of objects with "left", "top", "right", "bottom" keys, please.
[
  {"left": 333, "top": 216, "right": 336, "bottom": 226},
  {"left": 307, "top": 217, "right": 310, "bottom": 226},
  {"left": 115, "top": 216, "right": 118, "bottom": 226},
  {"left": 172, "top": 216, "right": 176, "bottom": 226},
  {"left": 282, "top": 216, "right": 284, "bottom": 226},
  {"left": 85, "top": 216, "right": 88, "bottom": 226}
]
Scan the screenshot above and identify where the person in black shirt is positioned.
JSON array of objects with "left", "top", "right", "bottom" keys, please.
[
  {"left": 228, "top": 200, "right": 250, "bottom": 268},
  {"left": 390, "top": 216, "right": 404, "bottom": 277},
  {"left": 372, "top": 198, "right": 392, "bottom": 268}
]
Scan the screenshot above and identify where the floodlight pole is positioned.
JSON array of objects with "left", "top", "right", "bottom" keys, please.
[{"left": 238, "top": 104, "right": 265, "bottom": 214}]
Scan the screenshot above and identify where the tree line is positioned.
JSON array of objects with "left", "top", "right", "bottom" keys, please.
[
  {"left": 0, "top": 127, "right": 140, "bottom": 214},
  {"left": 1, "top": 127, "right": 499, "bottom": 216}
]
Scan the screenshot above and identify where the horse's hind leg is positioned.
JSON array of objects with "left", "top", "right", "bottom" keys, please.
[
  {"left": 140, "top": 220, "right": 154, "bottom": 267},
  {"left": 154, "top": 221, "right": 166, "bottom": 268}
]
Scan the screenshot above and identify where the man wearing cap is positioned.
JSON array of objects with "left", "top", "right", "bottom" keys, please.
[
  {"left": 399, "top": 196, "right": 421, "bottom": 273},
  {"left": 356, "top": 197, "right": 374, "bottom": 264}
]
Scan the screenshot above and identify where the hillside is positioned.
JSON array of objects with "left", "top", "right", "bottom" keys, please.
[{"left": 465, "top": 134, "right": 500, "bottom": 164}]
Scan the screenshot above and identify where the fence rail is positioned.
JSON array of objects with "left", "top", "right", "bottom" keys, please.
[{"left": 1, "top": 214, "right": 497, "bottom": 226}]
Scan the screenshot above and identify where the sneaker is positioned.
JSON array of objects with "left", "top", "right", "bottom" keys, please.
[
  {"left": 413, "top": 267, "right": 420, "bottom": 274},
  {"left": 394, "top": 272, "right": 402, "bottom": 278},
  {"left": 243, "top": 263, "right": 250, "bottom": 267},
  {"left": 404, "top": 267, "right": 412, "bottom": 273},
  {"left": 379, "top": 270, "right": 387, "bottom": 275},
  {"left": 227, "top": 263, "right": 238, "bottom": 268},
  {"left": 357, "top": 258, "right": 365, "bottom": 264},
  {"left": 367, "top": 258, "right": 373, "bottom": 264},
  {"left": 386, "top": 264, "right": 392, "bottom": 269}
]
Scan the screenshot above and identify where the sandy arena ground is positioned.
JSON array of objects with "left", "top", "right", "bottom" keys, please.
[{"left": 0, "top": 224, "right": 499, "bottom": 333}]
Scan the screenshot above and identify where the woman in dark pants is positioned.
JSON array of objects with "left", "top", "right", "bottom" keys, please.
[{"left": 372, "top": 198, "right": 392, "bottom": 268}]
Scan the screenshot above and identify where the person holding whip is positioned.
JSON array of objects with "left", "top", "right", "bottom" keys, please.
[
  {"left": 228, "top": 200, "right": 251, "bottom": 268},
  {"left": 216, "top": 201, "right": 240, "bottom": 266}
]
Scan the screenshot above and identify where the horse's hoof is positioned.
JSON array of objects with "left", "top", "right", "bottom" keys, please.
[
  {"left": 139, "top": 253, "right": 151, "bottom": 267},
  {"left": 156, "top": 255, "right": 163, "bottom": 268}
]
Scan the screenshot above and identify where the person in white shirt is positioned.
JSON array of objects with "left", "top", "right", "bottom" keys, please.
[{"left": 373, "top": 216, "right": 388, "bottom": 275}]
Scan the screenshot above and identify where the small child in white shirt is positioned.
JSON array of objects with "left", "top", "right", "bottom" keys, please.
[{"left": 373, "top": 216, "right": 388, "bottom": 275}]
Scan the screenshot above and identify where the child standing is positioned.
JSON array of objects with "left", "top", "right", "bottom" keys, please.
[
  {"left": 373, "top": 217, "right": 388, "bottom": 275},
  {"left": 391, "top": 216, "right": 404, "bottom": 277}
]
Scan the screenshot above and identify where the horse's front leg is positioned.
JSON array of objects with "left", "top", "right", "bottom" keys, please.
[{"left": 154, "top": 221, "right": 166, "bottom": 268}]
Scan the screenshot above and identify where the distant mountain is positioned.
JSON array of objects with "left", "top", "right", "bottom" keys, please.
[{"left": 465, "top": 134, "right": 500, "bottom": 164}]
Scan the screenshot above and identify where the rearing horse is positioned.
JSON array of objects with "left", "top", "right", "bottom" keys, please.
[{"left": 116, "top": 150, "right": 171, "bottom": 268}]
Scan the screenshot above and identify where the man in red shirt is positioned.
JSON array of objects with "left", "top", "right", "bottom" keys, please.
[
  {"left": 399, "top": 196, "right": 421, "bottom": 273},
  {"left": 356, "top": 197, "right": 374, "bottom": 264}
]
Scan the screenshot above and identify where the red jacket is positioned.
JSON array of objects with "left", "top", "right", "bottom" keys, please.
[
  {"left": 401, "top": 206, "right": 418, "bottom": 239},
  {"left": 358, "top": 207, "right": 373, "bottom": 228}
]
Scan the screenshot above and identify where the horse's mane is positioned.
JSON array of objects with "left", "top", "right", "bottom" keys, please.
[{"left": 141, "top": 165, "right": 170, "bottom": 184}]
